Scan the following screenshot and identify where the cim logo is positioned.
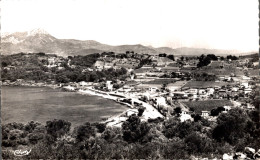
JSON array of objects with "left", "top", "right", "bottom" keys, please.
[{"left": 13, "top": 149, "right": 31, "bottom": 156}]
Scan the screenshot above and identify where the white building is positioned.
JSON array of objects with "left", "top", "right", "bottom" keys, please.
[
  {"left": 206, "top": 88, "right": 215, "bottom": 95},
  {"left": 244, "top": 88, "right": 252, "bottom": 94},
  {"left": 155, "top": 97, "right": 167, "bottom": 107},
  {"left": 201, "top": 111, "right": 209, "bottom": 117},
  {"left": 198, "top": 89, "right": 206, "bottom": 95},
  {"left": 241, "top": 82, "right": 249, "bottom": 88},
  {"left": 106, "top": 81, "right": 113, "bottom": 91}
]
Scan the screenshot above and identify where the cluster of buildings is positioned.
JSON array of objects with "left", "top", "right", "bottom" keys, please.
[{"left": 2, "top": 52, "right": 258, "bottom": 125}]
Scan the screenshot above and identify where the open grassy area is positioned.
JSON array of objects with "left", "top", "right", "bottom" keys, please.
[
  {"left": 183, "top": 80, "right": 232, "bottom": 88},
  {"left": 144, "top": 78, "right": 176, "bottom": 84},
  {"left": 186, "top": 67, "right": 244, "bottom": 76},
  {"left": 183, "top": 100, "right": 233, "bottom": 113},
  {"left": 248, "top": 69, "right": 259, "bottom": 76}
]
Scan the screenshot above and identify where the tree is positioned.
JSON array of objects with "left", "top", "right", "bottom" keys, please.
[
  {"left": 227, "top": 55, "right": 238, "bottom": 60},
  {"left": 46, "top": 119, "right": 71, "bottom": 140},
  {"left": 167, "top": 55, "right": 175, "bottom": 61},
  {"left": 56, "top": 74, "right": 70, "bottom": 83},
  {"left": 212, "top": 108, "right": 250, "bottom": 145},
  {"left": 102, "top": 127, "right": 121, "bottom": 142},
  {"left": 122, "top": 114, "right": 150, "bottom": 143},
  {"left": 210, "top": 107, "right": 225, "bottom": 116},
  {"left": 174, "top": 107, "right": 182, "bottom": 116},
  {"left": 75, "top": 122, "right": 96, "bottom": 142},
  {"left": 94, "top": 123, "right": 106, "bottom": 133},
  {"left": 193, "top": 114, "right": 202, "bottom": 122},
  {"left": 207, "top": 54, "right": 218, "bottom": 61},
  {"left": 163, "top": 120, "right": 202, "bottom": 139},
  {"left": 138, "top": 107, "right": 145, "bottom": 116}
]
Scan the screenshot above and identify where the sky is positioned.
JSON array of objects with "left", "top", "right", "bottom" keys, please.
[{"left": 1, "top": 0, "right": 258, "bottom": 52}]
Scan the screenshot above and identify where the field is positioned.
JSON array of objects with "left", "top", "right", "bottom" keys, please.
[
  {"left": 144, "top": 78, "right": 176, "bottom": 84},
  {"left": 183, "top": 80, "right": 232, "bottom": 88},
  {"left": 248, "top": 69, "right": 259, "bottom": 76},
  {"left": 183, "top": 100, "right": 233, "bottom": 113},
  {"left": 185, "top": 67, "right": 245, "bottom": 76}
]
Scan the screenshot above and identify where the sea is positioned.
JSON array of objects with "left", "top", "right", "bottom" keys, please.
[{"left": 1, "top": 86, "right": 128, "bottom": 127}]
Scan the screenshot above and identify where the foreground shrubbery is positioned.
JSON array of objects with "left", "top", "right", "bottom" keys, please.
[{"left": 2, "top": 108, "right": 260, "bottom": 159}]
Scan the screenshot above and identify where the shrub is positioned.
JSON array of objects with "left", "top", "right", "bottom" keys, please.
[{"left": 46, "top": 119, "right": 71, "bottom": 140}]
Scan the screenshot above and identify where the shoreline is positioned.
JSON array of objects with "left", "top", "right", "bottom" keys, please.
[
  {"left": 2, "top": 84, "right": 135, "bottom": 124},
  {"left": 2, "top": 83, "right": 164, "bottom": 126}
]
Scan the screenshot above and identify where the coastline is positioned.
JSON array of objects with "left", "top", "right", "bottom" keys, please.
[{"left": 2, "top": 83, "right": 164, "bottom": 127}]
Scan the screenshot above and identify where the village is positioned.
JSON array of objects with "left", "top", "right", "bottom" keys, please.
[{"left": 2, "top": 52, "right": 258, "bottom": 127}]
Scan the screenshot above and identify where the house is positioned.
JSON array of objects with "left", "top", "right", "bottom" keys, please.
[
  {"left": 247, "top": 104, "right": 255, "bottom": 110},
  {"left": 232, "top": 87, "right": 239, "bottom": 92},
  {"left": 206, "top": 88, "right": 215, "bottom": 95},
  {"left": 122, "top": 85, "right": 132, "bottom": 92},
  {"left": 244, "top": 88, "right": 252, "bottom": 94},
  {"left": 198, "top": 89, "right": 206, "bottom": 95},
  {"left": 253, "top": 62, "right": 258, "bottom": 67},
  {"left": 201, "top": 111, "right": 209, "bottom": 117},
  {"left": 241, "top": 82, "right": 249, "bottom": 88},
  {"left": 183, "top": 65, "right": 197, "bottom": 70},
  {"left": 94, "top": 60, "right": 105, "bottom": 70},
  {"left": 149, "top": 87, "right": 158, "bottom": 93},
  {"left": 146, "top": 71, "right": 164, "bottom": 77},
  {"left": 104, "top": 62, "right": 114, "bottom": 69},
  {"left": 187, "top": 89, "right": 198, "bottom": 95},
  {"left": 172, "top": 92, "right": 187, "bottom": 99},
  {"left": 223, "top": 106, "right": 231, "bottom": 113},
  {"left": 219, "top": 90, "right": 227, "bottom": 98},
  {"left": 126, "top": 109, "right": 138, "bottom": 116},
  {"left": 154, "top": 97, "right": 167, "bottom": 107},
  {"left": 79, "top": 81, "right": 93, "bottom": 86},
  {"left": 48, "top": 57, "right": 56, "bottom": 65},
  {"left": 142, "top": 65, "right": 153, "bottom": 69},
  {"left": 106, "top": 81, "right": 113, "bottom": 91},
  {"left": 242, "top": 76, "right": 251, "bottom": 81},
  {"left": 219, "top": 76, "right": 225, "bottom": 81},
  {"left": 135, "top": 68, "right": 150, "bottom": 77},
  {"left": 63, "top": 85, "right": 75, "bottom": 91}
]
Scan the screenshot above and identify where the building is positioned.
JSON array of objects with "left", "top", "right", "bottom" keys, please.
[
  {"left": 106, "top": 81, "right": 113, "bottom": 91},
  {"left": 201, "top": 111, "right": 209, "bottom": 117},
  {"left": 241, "top": 82, "right": 249, "bottom": 88},
  {"left": 242, "top": 76, "right": 251, "bottom": 81},
  {"left": 198, "top": 89, "right": 206, "bottom": 95},
  {"left": 244, "top": 88, "right": 252, "bottom": 94},
  {"left": 206, "top": 88, "right": 215, "bottom": 95}
]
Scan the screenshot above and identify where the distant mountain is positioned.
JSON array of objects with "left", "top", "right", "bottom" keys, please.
[
  {"left": 1, "top": 29, "right": 254, "bottom": 56},
  {"left": 155, "top": 47, "right": 176, "bottom": 54},
  {"left": 170, "top": 47, "right": 242, "bottom": 56}
]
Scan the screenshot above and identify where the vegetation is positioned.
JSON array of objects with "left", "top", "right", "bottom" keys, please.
[
  {"left": 1, "top": 53, "right": 128, "bottom": 83},
  {"left": 183, "top": 81, "right": 230, "bottom": 88},
  {"left": 226, "top": 55, "right": 238, "bottom": 60},
  {"left": 183, "top": 100, "right": 233, "bottom": 114},
  {"left": 197, "top": 54, "right": 218, "bottom": 68},
  {"left": 2, "top": 108, "right": 259, "bottom": 159}
]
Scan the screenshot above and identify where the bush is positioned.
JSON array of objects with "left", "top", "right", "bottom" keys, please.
[
  {"left": 122, "top": 114, "right": 150, "bottom": 143},
  {"left": 138, "top": 106, "right": 145, "bottom": 116},
  {"left": 75, "top": 122, "right": 96, "bottom": 142},
  {"left": 46, "top": 119, "right": 71, "bottom": 140}
]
